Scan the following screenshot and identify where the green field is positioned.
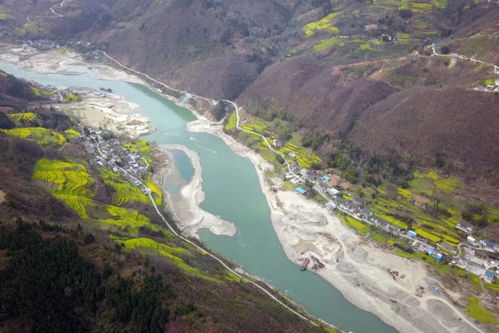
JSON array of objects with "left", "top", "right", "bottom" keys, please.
[
  {"left": 145, "top": 174, "right": 163, "bottom": 206},
  {"left": 224, "top": 112, "right": 237, "bottom": 131},
  {"left": 124, "top": 140, "right": 152, "bottom": 153},
  {"left": 100, "top": 205, "right": 159, "bottom": 234},
  {"left": 233, "top": 117, "right": 321, "bottom": 169},
  {"left": 64, "top": 129, "right": 81, "bottom": 139},
  {"left": 31, "top": 87, "right": 55, "bottom": 96},
  {"left": 2, "top": 127, "right": 66, "bottom": 145},
  {"left": 113, "top": 236, "right": 222, "bottom": 283},
  {"left": 466, "top": 297, "right": 499, "bottom": 325},
  {"left": 343, "top": 215, "right": 370, "bottom": 234},
  {"left": 303, "top": 11, "right": 341, "bottom": 36},
  {"left": 7, "top": 112, "right": 37, "bottom": 124},
  {"left": 314, "top": 36, "right": 345, "bottom": 52},
  {"left": 100, "top": 168, "right": 149, "bottom": 206},
  {"left": 61, "top": 94, "right": 79, "bottom": 102},
  {"left": 33, "top": 158, "right": 94, "bottom": 218}
]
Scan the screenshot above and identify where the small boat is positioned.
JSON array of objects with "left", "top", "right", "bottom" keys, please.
[{"left": 301, "top": 258, "right": 310, "bottom": 271}]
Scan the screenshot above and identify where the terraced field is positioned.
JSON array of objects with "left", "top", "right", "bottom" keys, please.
[
  {"left": 301, "top": 0, "right": 454, "bottom": 56},
  {"left": 100, "top": 168, "right": 149, "bottom": 206},
  {"left": 112, "top": 236, "right": 223, "bottom": 283},
  {"left": 232, "top": 115, "right": 321, "bottom": 169},
  {"left": 100, "top": 205, "right": 159, "bottom": 234},
  {"left": 33, "top": 158, "right": 94, "bottom": 218},
  {"left": 7, "top": 112, "right": 37, "bottom": 124},
  {"left": 2, "top": 127, "right": 66, "bottom": 145}
]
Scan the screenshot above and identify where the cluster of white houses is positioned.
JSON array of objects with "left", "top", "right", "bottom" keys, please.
[
  {"left": 285, "top": 164, "right": 498, "bottom": 284},
  {"left": 82, "top": 127, "right": 152, "bottom": 195}
]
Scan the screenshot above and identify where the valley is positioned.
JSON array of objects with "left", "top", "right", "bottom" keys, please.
[{"left": 0, "top": 0, "right": 497, "bottom": 332}]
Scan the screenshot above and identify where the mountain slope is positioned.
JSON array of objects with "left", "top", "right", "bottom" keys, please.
[{"left": 0, "top": 73, "right": 326, "bottom": 333}]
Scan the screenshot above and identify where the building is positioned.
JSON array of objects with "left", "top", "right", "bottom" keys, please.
[
  {"left": 456, "top": 221, "right": 474, "bottom": 234},
  {"left": 467, "top": 236, "right": 477, "bottom": 245},
  {"left": 408, "top": 230, "right": 418, "bottom": 238},
  {"left": 433, "top": 252, "right": 443, "bottom": 261},
  {"left": 326, "top": 188, "right": 340, "bottom": 197},
  {"left": 295, "top": 187, "right": 307, "bottom": 195},
  {"left": 440, "top": 242, "right": 458, "bottom": 255},
  {"left": 484, "top": 241, "right": 497, "bottom": 252},
  {"left": 484, "top": 270, "right": 496, "bottom": 283},
  {"left": 326, "top": 201, "right": 336, "bottom": 211}
]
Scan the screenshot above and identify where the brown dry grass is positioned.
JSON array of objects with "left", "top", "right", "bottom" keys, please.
[{"left": 0, "top": 190, "right": 5, "bottom": 204}]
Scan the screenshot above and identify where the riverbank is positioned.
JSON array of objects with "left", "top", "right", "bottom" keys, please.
[
  {"left": 186, "top": 120, "right": 483, "bottom": 333},
  {"left": 0, "top": 45, "right": 152, "bottom": 138},
  {"left": 0, "top": 45, "right": 484, "bottom": 333},
  {"left": 152, "top": 144, "right": 236, "bottom": 239}
]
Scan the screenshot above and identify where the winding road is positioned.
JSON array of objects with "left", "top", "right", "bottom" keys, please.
[
  {"left": 99, "top": 51, "right": 488, "bottom": 333},
  {"left": 88, "top": 62, "right": 328, "bottom": 329}
]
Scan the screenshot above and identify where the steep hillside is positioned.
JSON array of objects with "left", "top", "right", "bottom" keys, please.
[
  {"left": 0, "top": 73, "right": 327, "bottom": 333},
  {"left": 346, "top": 88, "right": 499, "bottom": 174}
]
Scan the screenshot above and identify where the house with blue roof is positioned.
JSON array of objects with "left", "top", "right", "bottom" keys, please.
[
  {"left": 432, "top": 252, "right": 443, "bottom": 261},
  {"left": 484, "top": 270, "right": 496, "bottom": 283},
  {"left": 295, "top": 187, "right": 307, "bottom": 195}
]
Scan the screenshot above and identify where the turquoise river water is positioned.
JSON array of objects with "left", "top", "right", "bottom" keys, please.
[{"left": 0, "top": 60, "right": 396, "bottom": 333}]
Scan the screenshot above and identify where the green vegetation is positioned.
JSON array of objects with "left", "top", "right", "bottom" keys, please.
[
  {"left": 481, "top": 79, "right": 495, "bottom": 86},
  {"left": 61, "top": 94, "right": 79, "bottom": 103},
  {"left": 233, "top": 116, "right": 321, "bottom": 169},
  {"left": 314, "top": 36, "right": 345, "bottom": 52},
  {"left": 414, "top": 227, "right": 441, "bottom": 243},
  {"left": 1, "top": 127, "right": 67, "bottom": 145},
  {"left": 342, "top": 215, "right": 370, "bottom": 234},
  {"left": 7, "top": 112, "right": 37, "bottom": 124},
  {"left": 466, "top": 297, "right": 499, "bottom": 325},
  {"left": 0, "top": 224, "right": 171, "bottom": 333},
  {"left": 303, "top": 12, "right": 341, "bottom": 36},
  {"left": 100, "top": 205, "right": 159, "bottom": 234},
  {"left": 33, "top": 158, "right": 94, "bottom": 218},
  {"left": 114, "top": 237, "right": 222, "bottom": 283},
  {"left": 145, "top": 174, "right": 163, "bottom": 206},
  {"left": 278, "top": 132, "right": 321, "bottom": 168},
  {"left": 0, "top": 13, "right": 9, "bottom": 20},
  {"left": 31, "top": 87, "right": 54, "bottom": 96},
  {"left": 224, "top": 112, "right": 237, "bottom": 131},
  {"left": 64, "top": 128, "right": 81, "bottom": 139},
  {"left": 124, "top": 140, "right": 152, "bottom": 153},
  {"left": 226, "top": 272, "right": 242, "bottom": 283},
  {"left": 371, "top": 232, "right": 395, "bottom": 245},
  {"left": 100, "top": 168, "right": 149, "bottom": 206},
  {"left": 0, "top": 225, "right": 105, "bottom": 331}
]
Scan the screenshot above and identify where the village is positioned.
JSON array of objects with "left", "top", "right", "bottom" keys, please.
[
  {"left": 283, "top": 159, "right": 498, "bottom": 284},
  {"left": 79, "top": 127, "right": 152, "bottom": 196},
  {"left": 16, "top": 38, "right": 498, "bottom": 286}
]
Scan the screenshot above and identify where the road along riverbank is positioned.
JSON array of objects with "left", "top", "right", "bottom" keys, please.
[{"left": 0, "top": 45, "right": 484, "bottom": 333}]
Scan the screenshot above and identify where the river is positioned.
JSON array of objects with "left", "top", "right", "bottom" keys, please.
[{"left": 0, "top": 60, "right": 396, "bottom": 333}]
